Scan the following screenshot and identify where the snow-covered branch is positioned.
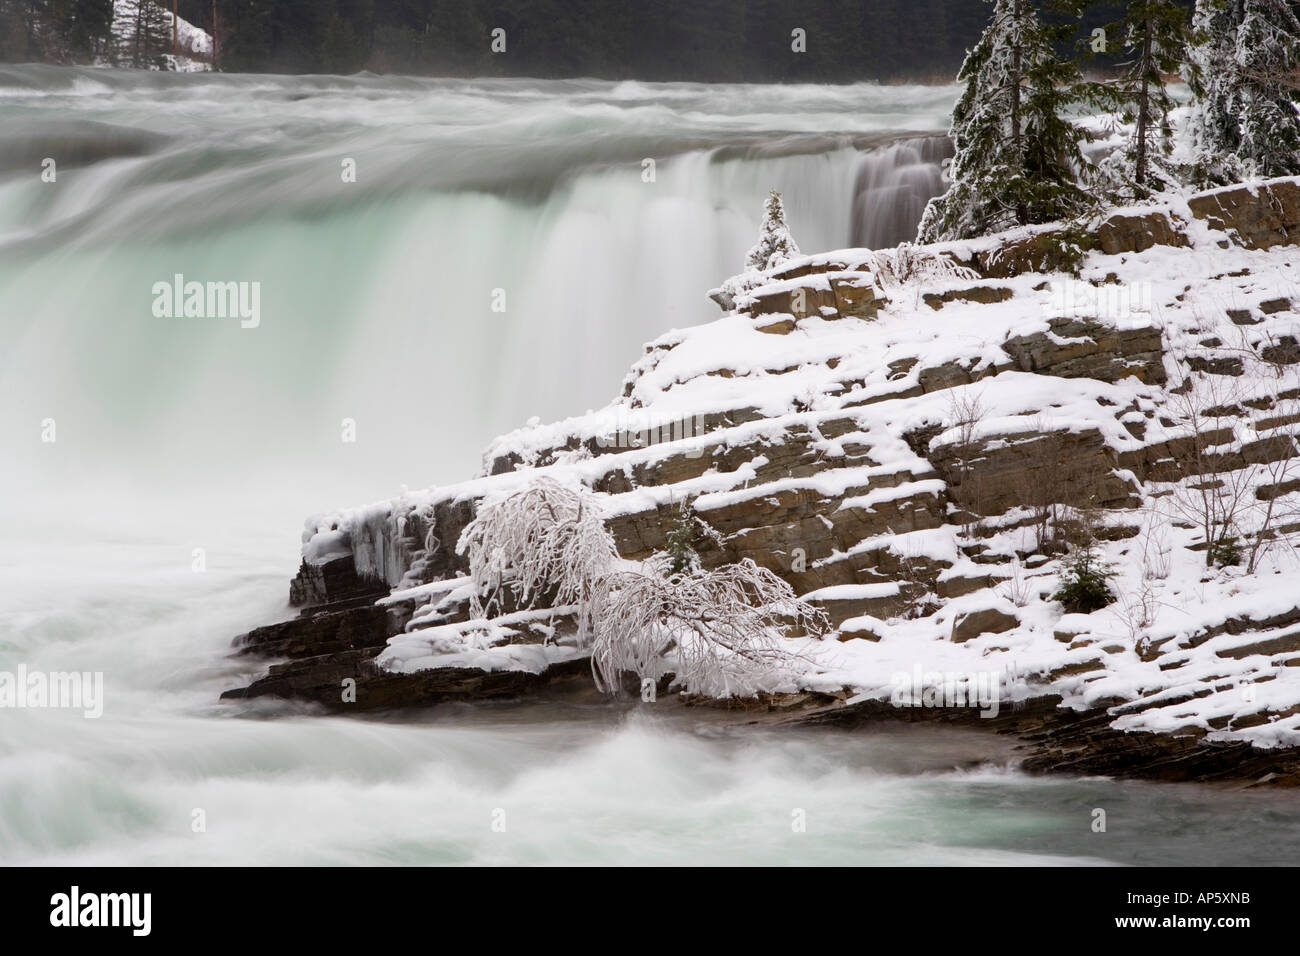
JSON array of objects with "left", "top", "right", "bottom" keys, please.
[
  {"left": 457, "top": 477, "right": 618, "bottom": 642},
  {"left": 591, "top": 557, "right": 828, "bottom": 698}
]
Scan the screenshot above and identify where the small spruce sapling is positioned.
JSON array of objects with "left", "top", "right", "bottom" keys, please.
[
  {"left": 708, "top": 189, "right": 802, "bottom": 310},
  {"left": 663, "top": 501, "right": 706, "bottom": 580},
  {"left": 1053, "top": 541, "right": 1116, "bottom": 613},
  {"left": 745, "top": 190, "right": 801, "bottom": 272}
]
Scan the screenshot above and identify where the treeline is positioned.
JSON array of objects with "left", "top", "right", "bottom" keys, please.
[
  {"left": 1, "top": 0, "right": 1173, "bottom": 81},
  {"left": 919, "top": 0, "right": 1300, "bottom": 244},
  {"left": 1, "top": 0, "right": 115, "bottom": 63}
]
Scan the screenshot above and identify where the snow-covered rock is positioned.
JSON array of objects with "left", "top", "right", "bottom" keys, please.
[
  {"left": 105, "top": 0, "right": 213, "bottom": 72},
  {"left": 227, "top": 175, "right": 1300, "bottom": 782}
]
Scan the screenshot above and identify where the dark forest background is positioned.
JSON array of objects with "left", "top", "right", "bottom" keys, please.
[{"left": 2, "top": 0, "right": 1190, "bottom": 82}]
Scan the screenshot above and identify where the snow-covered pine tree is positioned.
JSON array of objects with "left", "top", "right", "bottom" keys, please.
[
  {"left": 1188, "top": 0, "right": 1300, "bottom": 181},
  {"left": 918, "top": 0, "right": 1090, "bottom": 243},
  {"left": 1236, "top": 0, "right": 1300, "bottom": 177},
  {"left": 1082, "top": 1, "right": 1192, "bottom": 201},
  {"left": 707, "top": 189, "right": 802, "bottom": 310},
  {"left": 124, "top": 0, "right": 171, "bottom": 69},
  {"left": 745, "top": 190, "right": 801, "bottom": 272},
  {"left": 1186, "top": 0, "right": 1242, "bottom": 184}
]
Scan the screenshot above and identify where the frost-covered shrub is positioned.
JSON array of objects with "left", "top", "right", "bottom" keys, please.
[
  {"left": 1053, "top": 543, "right": 1116, "bottom": 613},
  {"left": 459, "top": 479, "right": 823, "bottom": 698},
  {"left": 591, "top": 558, "right": 828, "bottom": 698},
  {"left": 865, "top": 242, "right": 979, "bottom": 292},
  {"left": 457, "top": 477, "right": 617, "bottom": 642}
]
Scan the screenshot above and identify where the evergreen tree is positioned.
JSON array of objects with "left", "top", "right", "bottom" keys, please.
[
  {"left": 745, "top": 190, "right": 801, "bottom": 272},
  {"left": 1237, "top": 0, "right": 1300, "bottom": 177},
  {"left": 1187, "top": 0, "right": 1240, "bottom": 179},
  {"left": 124, "top": 0, "right": 173, "bottom": 68},
  {"left": 56, "top": 0, "right": 115, "bottom": 61},
  {"left": 1082, "top": 1, "right": 1192, "bottom": 200},
  {"left": 918, "top": 0, "right": 1090, "bottom": 243},
  {"left": 1188, "top": 0, "right": 1300, "bottom": 181},
  {"left": 663, "top": 502, "right": 703, "bottom": 581}
]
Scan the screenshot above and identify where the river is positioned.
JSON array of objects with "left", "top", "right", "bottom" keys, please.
[{"left": 2, "top": 65, "right": 1297, "bottom": 865}]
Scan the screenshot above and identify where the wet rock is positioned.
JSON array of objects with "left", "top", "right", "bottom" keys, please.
[
  {"left": 235, "top": 601, "right": 396, "bottom": 660},
  {"left": 222, "top": 650, "right": 592, "bottom": 712},
  {"left": 289, "top": 556, "right": 387, "bottom": 608}
]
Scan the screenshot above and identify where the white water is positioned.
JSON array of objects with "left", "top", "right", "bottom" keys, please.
[
  {"left": 3, "top": 67, "right": 1298, "bottom": 866},
  {"left": 0, "top": 65, "right": 956, "bottom": 508}
]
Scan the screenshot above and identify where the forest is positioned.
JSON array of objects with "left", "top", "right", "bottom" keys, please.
[{"left": 1, "top": 0, "right": 1166, "bottom": 81}]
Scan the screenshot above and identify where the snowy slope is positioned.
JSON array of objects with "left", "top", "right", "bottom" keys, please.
[
  {"left": 279, "top": 172, "right": 1300, "bottom": 752},
  {"left": 108, "top": 0, "right": 213, "bottom": 72}
]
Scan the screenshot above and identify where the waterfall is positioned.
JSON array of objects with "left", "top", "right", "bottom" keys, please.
[
  {"left": 851, "top": 135, "right": 953, "bottom": 249},
  {"left": 0, "top": 67, "right": 954, "bottom": 515}
]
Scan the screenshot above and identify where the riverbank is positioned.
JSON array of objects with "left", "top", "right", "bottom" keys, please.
[{"left": 224, "top": 175, "right": 1300, "bottom": 788}]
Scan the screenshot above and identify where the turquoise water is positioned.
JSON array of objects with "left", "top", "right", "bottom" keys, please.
[{"left": 4, "top": 67, "right": 1296, "bottom": 866}]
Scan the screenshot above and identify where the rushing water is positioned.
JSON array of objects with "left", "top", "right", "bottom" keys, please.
[{"left": 2, "top": 66, "right": 1299, "bottom": 866}]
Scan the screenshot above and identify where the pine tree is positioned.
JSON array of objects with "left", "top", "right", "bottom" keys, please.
[
  {"left": 52, "top": 0, "right": 115, "bottom": 61},
  {"left": 1237, "top": 0, "right": 1300, "bottom": 177},
  {"left": 745, "top": 190, "right": 801, "bottom": 272},
  {"left": 918, "top": 0, "right": 1091, "bottom": 243},
  {"left": 1188, "top": 0, "right": 1300, "bottom": 181},
  {"left": 1082, "top": 1, "right": 1192, "bottom": 200},
  {"left": 125, "top": 0, "right": 172, "bottom": 68},
  {"left": 1187, "top": 0, "right": 1242, "bottom": 183}
]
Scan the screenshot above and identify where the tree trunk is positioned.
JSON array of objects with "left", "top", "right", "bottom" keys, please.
[
  {"left": 1011, "top": 0, "right": 1027, "bottom": 224},
  {"left": 1135, "top": 17, "right": 1152, "bottom": 188},
  {"left": 134, "top": 0, "right": 143, "bottom": 67},
  {"left": 173, "top": 0, "right": 179, "bottom": 57}
]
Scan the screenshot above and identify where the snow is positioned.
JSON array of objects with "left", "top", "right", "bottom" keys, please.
[
  {"left": 379, "top": 607, "right": 588, "bottom": 675},
  {"left": 292, "top": 156, "right": 1300, "bottom": 746},
  {"left": 106, "top": 0, "right": 213, "bottom": 73}
]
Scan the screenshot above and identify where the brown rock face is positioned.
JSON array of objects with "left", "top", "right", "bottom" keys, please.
[
  {"left": 933, "top": 426, "right": 1141, "bottom": 519},
  {"left": 922, "top": 286, "right": 1014, "bottom": 310},
  {"left": 1003, "top": 317, "right": 1166, "bottom": 385},
  {"left": 743, "top": 273, "right": 883, "bottom": 324},
  {"left": 1094, "top": 211, "right": 1188, "bottom": 255},
  {"left": 830, "top": 277, "right": 882, "bottom": 319},
  {"left": 1187, "top": 179, "right": 1300, "bottom": 250},
  {"left": 952, "top": 606, "right": 1019, "bottom": 643}
]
